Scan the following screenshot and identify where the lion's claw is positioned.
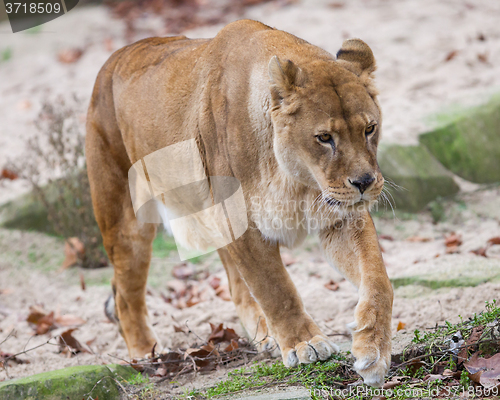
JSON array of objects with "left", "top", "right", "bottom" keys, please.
[{"left": 282, "top": 335, "right": 339, "bottom": 367}]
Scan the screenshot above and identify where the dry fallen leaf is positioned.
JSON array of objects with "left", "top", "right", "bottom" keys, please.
[
  {"left": 224, "top": 339, "right": 239, "bottom": 352},
  {"left": 458, "top": 326, "right": 483, "bottom": 362},
  {"left": 57, "top": 48, "right": 83, "bottom": 64},
  {"left": 208, "top": 323, "right": 239, "bottom": 344},
  {"left": 60, "top": 238, "right": 85, "bottom": 270},
  {"left": 397, "top": 321, "right": 406, "bottom": 332},
  {"left": 0, "top": 168, "right": 18, "bottom": 180},
  {"left": 27, "top": 306, "right": 56, "bottom": 335},
  {"left": 406, "top": 236, "right": 432, "bottom": 242},
  {"left": 477, "top": 52, "right": 489, "bottom": 63},
  {"left": 55, "top": 313, "right": 86, "bottom": 327},
  {"left": 379, "top": 234, "right": 394, "bottom": 241},
  {"left": 487, "top": 237, "right": 500, "bottom": 246},
  {"left": 383, "top": 376, "right": 404, "bottom": 389},
  {"left": 445, "top": 232, "right": 462, "bottom": 248},
  {"left": 172, "top": 263, "right": 195, "bottom": 280},
  {"left": 215, "top": 284, "right": 231, "bottom": 301},
  {"left": 470, "top": 247, "right": 488, "bottom": 257},
  {"left": 464, "top": 352, "right": 500, "bottom": 389},
  {"left": 27, "top": 305, "right": 85, "bottom": 334},
  {"left": 208, "top": 276, "right": 221, "bottom": 290},
  {"left": 80, "top": 272, "right": 86, "bottom": 291},
  {"left": 58, "top": 328, "right": 88, "bottom": 355},
  {"left": 324, "top": 280, "right": 340, "bottom": 291},
  {"left": 444, "top": 50, "right": 458, "bottom": 62}
]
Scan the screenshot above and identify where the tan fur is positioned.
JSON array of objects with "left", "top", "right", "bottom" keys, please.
[{"left": 86, "top": 20, "right": 393, "bottom": 387}]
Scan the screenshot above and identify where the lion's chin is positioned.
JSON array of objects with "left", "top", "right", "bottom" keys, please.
[{"left": 332, "top": 197, "right": 379, "bottom": 214}]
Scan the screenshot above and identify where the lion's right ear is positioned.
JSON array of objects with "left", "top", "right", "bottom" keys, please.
[
  {"left": 336, "top": 39, "right": 376, "bottom": 77},
  {"left": 268, "top": 56, "right": 302, "bottom": 98}
]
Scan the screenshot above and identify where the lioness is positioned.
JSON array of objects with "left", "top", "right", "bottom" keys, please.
[{"left": 86, "top": 19, "right": 393, "bottom": 387}]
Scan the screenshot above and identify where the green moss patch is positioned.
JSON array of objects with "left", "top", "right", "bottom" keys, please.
[
  {"left": 378, "top": 144, "right": 459, "bottom": 212},
  {"left": 419, "top": 95, "right": 500, "bottom": 183},
  {"left": 0, "top": 364, "right": 138, "bottom": 400}
]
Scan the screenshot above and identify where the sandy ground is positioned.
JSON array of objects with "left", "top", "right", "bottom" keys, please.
[
  {"left": 1, "top": 0, "right": 500, "bottom": 395},
  {"left": 0, "top": 186, "right": 499, "bottom": 393}
]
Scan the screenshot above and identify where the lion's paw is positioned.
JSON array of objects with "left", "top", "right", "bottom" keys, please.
[
  {"left": 351, "top": 339, "right": 390, "bottom": 388},
  {"left": 282, "top": 335, "right": 339, "bottom": 367},
  {"left": 257, "top": 336, "right": 281, "bottom": 358}
]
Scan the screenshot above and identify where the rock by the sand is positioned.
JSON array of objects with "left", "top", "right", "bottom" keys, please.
[
  {"left": 377, "top": 143, "right": 460, "bottom": 212},
  {"left": 390, "top": 255, "right": 500, "bottom": 293},
  {"left": 419, "top": 95, "right": 500, "bottom": 183},
  {"left": 0, "top": 364, "right": 138, "bottom": 400}
]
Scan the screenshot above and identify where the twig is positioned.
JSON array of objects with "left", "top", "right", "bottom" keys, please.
[{"left": 0, "top": 329, "right": 15, "bottom": 347}]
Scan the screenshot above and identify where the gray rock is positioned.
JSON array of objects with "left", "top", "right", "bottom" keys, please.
[
  {"left": 0, "top": 364, "right": 138, "bottom": 400},
  {"left": 419, "top": 95, "right": 500, "bottom": 183},
  {"left": 378, "top": 144, "right": 459, "bottom": 212}
]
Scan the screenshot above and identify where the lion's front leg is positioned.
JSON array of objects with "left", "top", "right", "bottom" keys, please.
[
  {"left": 226, "top": 227, "right": 339, "bottom": 367},
  {"left": 320, "top": 212, "right": 393, "bottom": 387}
]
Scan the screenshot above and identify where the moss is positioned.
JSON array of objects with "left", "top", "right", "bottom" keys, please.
[
  {"left": 378, "top": 144, "right": 459, "bottom": 212},
  {"left": 419, "top": 95, "right": 500, "bottom": 183},
  {"left": 0, "top": 364, "right": 138, "bottom": 400}
]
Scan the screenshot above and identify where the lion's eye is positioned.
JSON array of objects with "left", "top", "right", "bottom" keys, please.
[
  {"left": 317, "top": 133, "right": 332, "bottom": 143},
  {"left": 365, "top": 124, "right": 376, "bottom": 136}
]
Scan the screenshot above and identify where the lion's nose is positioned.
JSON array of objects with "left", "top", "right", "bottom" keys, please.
[{"left": 349, "top": 174, "right": 375, "bottom": 194}]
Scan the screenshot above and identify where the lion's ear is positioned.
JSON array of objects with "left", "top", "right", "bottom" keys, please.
[
  {"left": 268, "top": 56, "right": 302, "bottom": 96},
  {"left": 336, "top": 39, "right": 376, "bottom": 76}
]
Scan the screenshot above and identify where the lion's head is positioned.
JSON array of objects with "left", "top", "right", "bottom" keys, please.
[{"left": 268, "top": 39, "right": 384, "bottom": 211}]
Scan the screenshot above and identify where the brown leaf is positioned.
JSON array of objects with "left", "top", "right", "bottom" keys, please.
[
  {"left": 167, "top": 279, "right": 187, "bottom": 297},
  {"left": 208, "top": 323, "right": 239, "bottom": 344},
  {"left": 379, "top": 234, "right": 394, "bottom": 241},
  {"left": 446, "top": 245, "right": 460, "bottom": 254},
  {"left": 396, "top": 321, "right": 406, "bottom": 332},
  {"left": 328, "top": 2, "right": 345, "bottom": 8},
  {"left": 445, "top": 232, "right": 462, "bottom": 247},
  {"left": 470, "top": 247, "right": 488, "bottom": 257},
  {"left": 26, "top": 305, "right": 48, "bottom": 325},
  {"left": 208, "top": 276, "right": 221, "bottom": 290},
  {"left": 224, "top": 339, "right": 239, "bottom": 352},
  {"left": 60, "top": 238, "right": 85, "bottom": 270},
  {"left": 444, "top": 50, "right": 458, "bottom": 62},
  {"left": 215, "top": 285, "right": 231, "bottom": 301},
  {"left": 80, "top": 272, "right": 86, "bottom": 291},
  {"left": 57, "top": 48, "right": 83, "bottom": 64},
  {"left": 477, "top": 53, "right": 488, "bottom": 63},
  {"left": 487, "top": 237, "right": 500, "bottom": 246},
  {"left": 54, "top": 313, "right": 86, "bottom": 327},
  {"left": 58, "top": 328, "right": 88, "bottom": 355},
  {"left": 36, "top": 312, "right": 55, "bottom": 335},
  {"left": 464, "top": 352, "right": 500, "bottom": 389},
  {"left": 324, "top": 280, "right": 339, "bottom": 291},
  {"left": 184, "top": 344, "right": 218, "bottom": 371},
  {"left": 172, "top": 263, "right": 195, "bottom": 280},
  {"left": 383, "top": 376, "right": 404, "bottom": 389},
  {"left": 0, "top": 168, "right": 18, "bottom": 180},
  {"left": 458, "top": 326, "right": 483, "bottom": 362},
  {"left": 406, "top": 236, "right": 432, "bottom": 242}
]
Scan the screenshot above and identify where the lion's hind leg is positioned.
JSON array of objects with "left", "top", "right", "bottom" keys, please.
[
  {"left": 86, "top": 120, "right": 159, "bottom": 359},
  {"left": 218, "top": 248, "right": 281, "bottom": 357}
]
